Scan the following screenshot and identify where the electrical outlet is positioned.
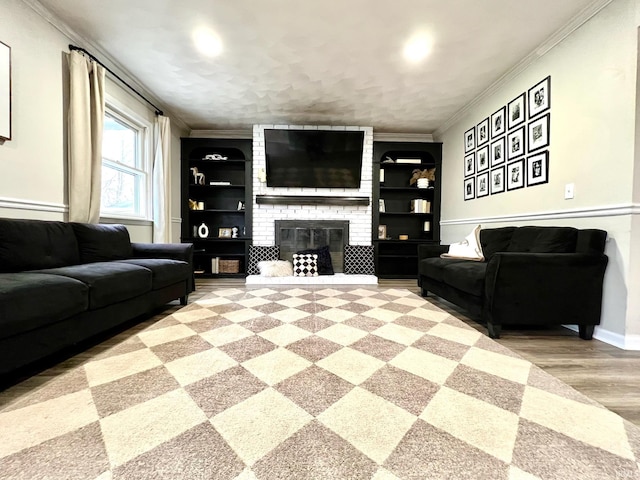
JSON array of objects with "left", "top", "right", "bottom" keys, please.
[{"left": 565, "top": 183, "right": 574, "bottom": 199}]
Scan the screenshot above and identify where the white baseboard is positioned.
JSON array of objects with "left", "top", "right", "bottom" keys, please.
[{"left": 563, "top": 324, "right": 640, "bottom": 350}]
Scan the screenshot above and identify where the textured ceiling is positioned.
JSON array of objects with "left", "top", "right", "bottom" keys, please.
[{"left": 36, "top": 0, "right": 598, "bottom": 133}]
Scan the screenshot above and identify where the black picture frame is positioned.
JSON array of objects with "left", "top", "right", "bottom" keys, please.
[
  {"left": 476, "top": 172, "right": 489, "bottom": 198},
  {"left": 490, "top": 166, "right": 505, "bottom": 195},
  {"left": 527, "top": 113, "right": 550, "bottom": 153},
  {"left": 464, "top": 127, "right": 475, "bottom": 153},
  {"left": 476, "top": 117, "right": 490, "bottom": 147},
  {"left": 528, "top": 75, "right": 551, "bottom": 119},
  {"left": 491, "top": 106, "right": 506, "bottom": 138},
  {"left": 506, "top": 159, "right": 525, "bottom": 191},
  {"left": 507, "top": 93, "right": 526, "bottom": 130},
  {"left": 464, "top": 152, "right": 475, "bottom": 177},
  {"left": 0, "top": 41, "right": 10, "bottom": 141},
  {"left": 464, "top": 177, "right": 475, "bottom": 201},
  {"left": 476, "top": 145, "right": 489, "bottom": 173},
  {"left": 527, "top": 151, "right": 549, "bottom": 187},
  {"left": 490, "top": 137, "right": 505, "bottom": 167},
  {"left": 507, "top": 126, "right": 526, "bottom": 161}
]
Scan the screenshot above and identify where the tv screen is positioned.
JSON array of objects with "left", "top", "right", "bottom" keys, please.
[{"left": 264, "top": 129, "right": 364, "bottom": 188}]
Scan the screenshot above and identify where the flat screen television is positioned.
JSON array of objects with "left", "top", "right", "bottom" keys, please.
[{"left": 264, "top": 129, "right": 364, "bottom": 188}]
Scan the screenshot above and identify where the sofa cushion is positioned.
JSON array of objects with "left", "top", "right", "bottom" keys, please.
[
  {"left": 71, "top": 223, "right": 133, "bottom": 263},
  {"left": 0, "top": 272, "right": 89, "bottom": 339},
  {"left": 296, "top": 245, "right": 334, "bottom": 275},
  {"left": 0, "top": 218, "right": 80, "bottom": 272},
  {"left": 442, "top": 262, "right": 488, "bottom": 297},
  {"left": 118, "top": 259, "right": 190, "bottom": 290},
  {"left": 507, "top": 226, "right": 578, "bottom": 253},
  {"left": 419, "top": 257, "right": 469, "bottom": 282},
  {"left": 480, "top": 227, "right": 517, "bottom": 260},
  {"left": 30, "top": 263, "right": 152, "bottom": 309}
]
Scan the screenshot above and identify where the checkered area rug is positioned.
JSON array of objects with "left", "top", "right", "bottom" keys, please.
[{"left": 2, "top": 287, "right": 640, "bottom": 480}]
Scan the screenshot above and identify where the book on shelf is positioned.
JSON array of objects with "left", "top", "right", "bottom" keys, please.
[
  {"left": 209, "top": 181, "right": 231, "bottom": 186},
  {"left": 211, "top": 257, "right": 220, "bottom": 274},
  {"left": 410, "top": 199, "right": 431, "bottom": 213},
  {"left": 396, "top": 158, "right": 422, "bottom": 164}
]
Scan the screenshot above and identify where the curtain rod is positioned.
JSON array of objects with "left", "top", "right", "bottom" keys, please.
[{"left": 69, "top": 45, "right": 164, "bottom": 116}]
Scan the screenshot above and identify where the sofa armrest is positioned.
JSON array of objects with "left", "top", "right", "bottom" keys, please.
[
  {"left": 131, "top": 242, "right": 193, "bottom": 263},
  {"left": 132, "top": 242, "right": 195, "bottom": 293},
  {"left": 484, "top": 252, "right": 608, "bottom": 328},
  {"left": 418, "top": 244, "right": 450, "bottom": 261}
]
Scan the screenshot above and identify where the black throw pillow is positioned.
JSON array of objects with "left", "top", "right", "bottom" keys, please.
[{"left": 296, "top": 245, "right": 334, "bottom": 275}]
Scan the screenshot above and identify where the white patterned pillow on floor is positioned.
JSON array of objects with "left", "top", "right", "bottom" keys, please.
[
  {"left": 248, "top": 245, "right": 280, "bottom": 275},
  {"left": 292, "top": 253, "right": 318, "bottom": 277},
  {"left": 344, "top": 245, "right": 375, "bottom": 275}
]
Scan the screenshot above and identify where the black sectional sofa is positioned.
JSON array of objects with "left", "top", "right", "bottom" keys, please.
[
  {"left": 0, "top": 218, "right": 193, "bottom": 381},
  {"left": 418, "top": 226, "right": 608, "bottom": 339}
]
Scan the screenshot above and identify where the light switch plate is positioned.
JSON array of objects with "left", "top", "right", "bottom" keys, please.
[{"left": 565, "top": 183, "right": 574, "bottom": 199}]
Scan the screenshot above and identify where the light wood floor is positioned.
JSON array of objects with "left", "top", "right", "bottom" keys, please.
[{"left": 197, "top": 277, "right": 640, "bottom": 427}]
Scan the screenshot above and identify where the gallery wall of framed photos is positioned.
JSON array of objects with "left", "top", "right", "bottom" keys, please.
[{"left": 463, "top": 76, "right": 550, "bottom": 201}]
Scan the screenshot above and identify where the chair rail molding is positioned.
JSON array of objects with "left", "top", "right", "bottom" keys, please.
[
  {"left": 440, "top": 203, "right": 640, "bottom": 226},
  {"left": 0, "top": 196, "right": 67, "bottom": 213}
]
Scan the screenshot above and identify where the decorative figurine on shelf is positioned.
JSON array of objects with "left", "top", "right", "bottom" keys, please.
[
  {"left": 190, "top": 167, "right": 206, "bottom": 185},
  {"left": 188, "top": 198, "right": 198, "bottom": 210},
  {"left": 409, "top": 168, "right": 436, "bottom": 188},
  {"left": 197, "top": 222, "right": 209, "bottom": 238},
  {"left": 203, "top": 154, "right": 228, "bottom": 161},
  {"left": 231, "top": 226, "right": 239, "bottom": 238}
]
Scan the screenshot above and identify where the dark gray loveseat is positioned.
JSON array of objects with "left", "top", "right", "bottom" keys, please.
[
  {"left": 0, "top": 218, "right": 193, "bottom": 381},
  {"left": 418, "top": 226, "right": 608, "bottom": 339}
]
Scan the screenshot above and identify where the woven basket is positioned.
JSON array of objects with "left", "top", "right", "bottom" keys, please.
[{"left": 219, "top": 259, "right": 240, "bottom": 274}]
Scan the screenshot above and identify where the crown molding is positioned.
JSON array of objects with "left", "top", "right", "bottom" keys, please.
[
  {"left": 434, "top": 0, "right": 614, "bottom": 138},
  {"left": 189, "top": 129, "right": 253, "bottom": 139},
  {"left": 23, "top": 0, "right": 190, "bottom": 132},
  {"left": 373, "top": 132, "right": 435, "bottom": 143}
]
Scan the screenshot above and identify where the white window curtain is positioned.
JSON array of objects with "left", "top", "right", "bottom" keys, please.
[
  {"left": 153, "top": 115, "right": 171, "bottom": 242},
  {"left": 68, "top": 50, "right": 105, "bottom": 223}
]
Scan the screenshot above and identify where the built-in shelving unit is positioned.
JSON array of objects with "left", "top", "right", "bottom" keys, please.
[
  {"left": 373, "top": 141, "right": 443, "bottom": 279},
  {"left": 181, "top": 138, "right": 252, "bottom": 278}
]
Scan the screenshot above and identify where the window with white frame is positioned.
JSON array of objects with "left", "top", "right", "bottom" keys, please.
[{"left": 100, "top": 107, "right": 151, "bottom": 219}]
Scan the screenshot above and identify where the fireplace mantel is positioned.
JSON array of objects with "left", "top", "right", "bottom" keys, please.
[{"left": 255, "top": 195, "right": 370, "bottom": 206}]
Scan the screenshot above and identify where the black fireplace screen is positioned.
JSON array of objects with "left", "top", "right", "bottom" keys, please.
[{"left": 275, "top": 220, "right": 349, "bottom": 272}]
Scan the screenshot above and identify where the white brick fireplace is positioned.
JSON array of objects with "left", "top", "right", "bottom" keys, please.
[{"left": 251, "top": 125, "right": 374, "bottom": 247}]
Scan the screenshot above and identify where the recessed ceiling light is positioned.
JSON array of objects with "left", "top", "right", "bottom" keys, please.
[
  {"left": 193, "top": 28, "right": 223, "bottom": 57},
  {"left": 403, "top": 34, "right": 432, "bottom": 63}
]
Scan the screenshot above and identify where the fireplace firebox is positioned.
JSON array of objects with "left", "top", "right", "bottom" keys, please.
[{"left": 275, "top": 220, "right": 349, "bottom": 272}]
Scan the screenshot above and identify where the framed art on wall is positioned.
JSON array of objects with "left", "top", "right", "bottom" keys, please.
[
  {"left": 507, "top": 127, "right": 526, "bottom": 160},
  {"left": 476, "top": 117, "right": 489, "bottom": 147},
  {"left": 527, "top": 151, "right": 549, "bottom": 186},
  {"left": 464, "top": 153, "right": 475, "bottom": 177},
  {"left": 477, "top": 145, "right": 489, "bottom": 173},
  {"left": 464, "top": 177, "right": 475, "bottom": 201},
  {"left": 528, "top": 76, "right": 550, "bottom": 119},
  {"left": 464, "top": 127, "right": 475, "bottom": 153},
  {"left": 490, "top": 137, "right": 505, "bottom": 167},
  {"left": 507, "top": 93, "right": 526, "bottom": 130},
  {"left": 506, "top": 159, "right": 525, "bottom": 191},
  {"left": 477, "top": 172, "right": 489, "bottom": 198},
  {"left": 528, "top": 113, "right": 550, "bottom": 152},
  {"left": 491, "top": 106, "right": 506, "bottom": 138},
  {"left": 0, "top": 41, "right": 10, "bottom": 141},
  {"left": 490, "top": 166, "right": 505, "bottom": 195}
]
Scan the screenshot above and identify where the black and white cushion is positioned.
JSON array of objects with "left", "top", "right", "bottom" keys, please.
[
  {"left": 292, "top": 253, "right": 318, "bottom": 277},
  {"left": 343, "top": 245, "right": 375, "bottom": 275},
  {"left": 248, "top": 245, "right": 280, "bottom": 275}
]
